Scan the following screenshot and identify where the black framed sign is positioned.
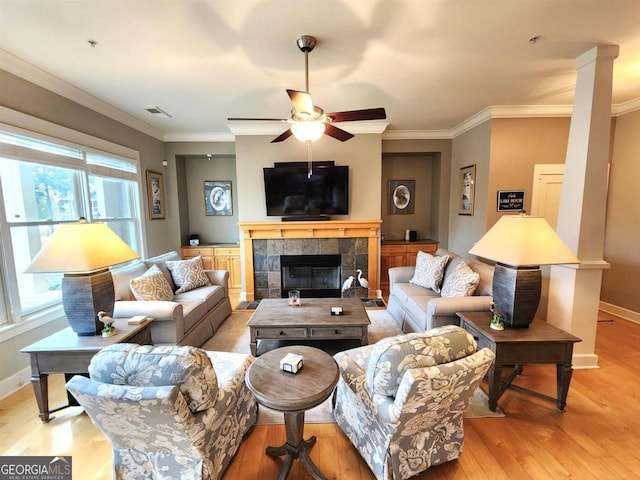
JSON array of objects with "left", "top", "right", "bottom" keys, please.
[{"left": 497, "top": 190, "right": 525, "bottom": 212}]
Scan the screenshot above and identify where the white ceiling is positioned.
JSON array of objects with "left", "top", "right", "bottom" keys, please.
[{"left": 2, "top": 0, "right": 640, "bottom": 141}]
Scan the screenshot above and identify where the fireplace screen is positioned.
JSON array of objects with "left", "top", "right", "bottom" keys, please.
[{"left": 281, "top": 254, "right": 341, "bottom": 298}]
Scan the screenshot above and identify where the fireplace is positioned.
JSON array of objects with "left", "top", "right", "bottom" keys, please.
[{"left": 281, "top": 254, "right": 341, "bottom": 298}]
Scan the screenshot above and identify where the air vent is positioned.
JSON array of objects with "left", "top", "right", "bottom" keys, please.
[{"left": 144, "top": 106, "right": 172, "bottom": 119}]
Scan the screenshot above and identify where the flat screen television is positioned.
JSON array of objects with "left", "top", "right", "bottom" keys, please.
[{"left": 263, "top": 163, "right": 349, "bottom": 218}]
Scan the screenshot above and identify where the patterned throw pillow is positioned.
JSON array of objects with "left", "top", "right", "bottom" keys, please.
[
  {"left": 165, "top": 255, "right": 211, "bottom": 294},
  {"left": 409, "top": 251, "right": 449, "bottom": 293},
  {"left": 89, "top": 343, "right": 218, "bottom": 412},
  {"left": 440, "top": 261, "right": 480, "bottom": 298},
  {"left": 129, "top": 264, "right": 174, "bottom": 301}
]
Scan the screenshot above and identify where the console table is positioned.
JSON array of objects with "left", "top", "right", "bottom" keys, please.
[
  {"left": 458, "top": 311, "right": 581, "bottom": 412},
  {"left": 21, "top": 318, "right": 153, "bottom": 422}
]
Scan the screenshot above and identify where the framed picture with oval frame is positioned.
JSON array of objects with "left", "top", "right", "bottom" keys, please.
[
  {"left": 388, "top": 179, "right": 415, "bottom": 214},
  {"left": 204, "top": 180, "right": 233, "bottom": 216}
]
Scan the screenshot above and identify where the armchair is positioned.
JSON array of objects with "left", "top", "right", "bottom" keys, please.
[
  {"left": 66, "top": 344, "right": 257, "bottom": 480},
  {"left": 331, "top": 325, "right": 495, "bottom": 480}
]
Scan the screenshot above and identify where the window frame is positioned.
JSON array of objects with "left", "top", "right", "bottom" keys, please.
[{"left": 0, "top": 107, "right": 146, "bottom": 340}]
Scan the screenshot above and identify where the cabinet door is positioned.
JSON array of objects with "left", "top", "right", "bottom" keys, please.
[{"left": 181, "top": 247, "right": 214, "bottom": 270}]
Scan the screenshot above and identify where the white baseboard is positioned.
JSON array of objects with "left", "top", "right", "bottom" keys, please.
[
  {"left": 0, "top": 366, "right": 31, "bottom": 401},
  {"left": 572, "top": 353, "right": 600, "bottom": 370},
  {"left": 599, "top": 301, "right": 640, "bottom": 324}
]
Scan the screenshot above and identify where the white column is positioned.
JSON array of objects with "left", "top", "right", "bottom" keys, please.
[{"left": 548, "top": 45, "right": 618, "bottom": 368}]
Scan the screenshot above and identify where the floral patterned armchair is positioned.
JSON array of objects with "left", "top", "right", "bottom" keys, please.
[
  {"left": 66, "top": 344, "right": 257, "bottom": 480},
  {"left": 331, "top": 325, "right": 495, "bottom": 480}
]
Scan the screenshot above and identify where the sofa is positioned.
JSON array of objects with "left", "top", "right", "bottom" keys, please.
[
  {"left": 331, "top": 325, "right": 495, "bottom": 480},
  {"left": 66, "top": 343, "right": 257, "bottom": 480},
  {"left": 387, "top": 248, "right": 494, "bottom": 333},
  {"left": 111, "top": 251, "right": 232, "bottom": 346}
]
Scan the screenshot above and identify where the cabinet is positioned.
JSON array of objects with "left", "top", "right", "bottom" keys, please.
[
  {"left": 181, "top": 245, "right": 241, "bottom": 291},
  {"left": 213, "top": 247, "right": 242, "bottom": 290},
  {"left": 380, "top": 240, "right": 438, "bottom": 297}
]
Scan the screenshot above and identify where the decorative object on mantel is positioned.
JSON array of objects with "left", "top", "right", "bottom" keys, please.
[
  {"left": 469, "top": 214, "right": 579, "bottom": 328},
  {"left": 25, "top": 218, "right": 140, "bottom": 336}
]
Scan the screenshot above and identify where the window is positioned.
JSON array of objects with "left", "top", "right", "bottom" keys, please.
[{"left": 0, "top": 125, "right": 142, "bottom": 327}]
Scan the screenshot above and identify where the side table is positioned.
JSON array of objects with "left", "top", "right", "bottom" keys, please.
[
  {"left": 457, "top": 311, "right": 581, "bottom": 412},
  {"left": 245, "top": 345, "right": 339, "bottom": 480},
  {"left": 21, "top": 318, "right": 153, "bottom": 422}
]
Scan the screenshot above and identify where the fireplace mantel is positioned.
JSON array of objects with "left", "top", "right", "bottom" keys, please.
[{"left": 239, "top": 220, "right": 382, "bottom": 301}]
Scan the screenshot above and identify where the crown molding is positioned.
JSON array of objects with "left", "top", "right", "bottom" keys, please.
[
  {"left": 164, "top": 132, "right": 235, "bottom": 142},
  {"left": 4, "top": 46, "right": 639, "bottom": 143},
  {"left": 227, "top": 121, "right": 388, "bottom": 137},
  {"left": 1, "top": 49, "right": 165, "bottom": 141}
]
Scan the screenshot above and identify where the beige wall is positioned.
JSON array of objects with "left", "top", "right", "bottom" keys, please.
[
  {"left": 449, "top": 121, "right": 492, "bottom": 254},
  {"left": 234, "top": 133, "right": 382, "bottom": 223},
  {"left": 488, "top": 117, "right": 571, "bottom": 225},
  {"left": 603, "top": 108, "right": 640, "bottom": 312}
]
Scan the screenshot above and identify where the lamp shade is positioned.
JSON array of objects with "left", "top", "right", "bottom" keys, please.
[
  {"left": 290, "top": 121, "right": 326, "bottom": 142},
  {"left": 469, "top": 215, "right": 579, "bottom": 328},
  {"left": 25, "top": 221, "right": 140, "bottom": 336},
  {"left": 468, "top": 215, "right": 579, "bottom": 266},
  {"left": 25, "top": 222, "right": 140, "bottom": 274}
]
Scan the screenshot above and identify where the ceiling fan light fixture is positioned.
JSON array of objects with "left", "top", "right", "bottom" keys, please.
[{"left": 290, "top": 121, "right": 326, "bottom": 142}]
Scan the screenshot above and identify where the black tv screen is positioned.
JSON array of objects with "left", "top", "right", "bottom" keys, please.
[{"left": 263, "top": 164, "right": 349, "bottom": 217}]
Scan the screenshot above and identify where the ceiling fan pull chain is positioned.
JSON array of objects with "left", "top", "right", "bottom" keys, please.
[{"left": 307, "top": 141, "right": 313, "bottom": 178}]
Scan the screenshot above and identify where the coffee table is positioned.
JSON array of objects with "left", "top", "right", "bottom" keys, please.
[
  {"left": 21, "top": 318, "right": 153, "bottom": 422},
  {"left": 458, "top": 311, "right": 581, "bottom": 412},
  {"left": 247, "top": 297, "right": 370, "bottom": 356},
  {"left": 245, "top": 345, "right": 339, "bottom": 480}
]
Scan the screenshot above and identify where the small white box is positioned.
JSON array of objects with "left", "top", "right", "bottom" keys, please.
[
  {"left": 128, "top": 315, "right": 148, "bottom": 325},
  {"left": 280, "top": 353, "right": 304, "bottom": 374}
]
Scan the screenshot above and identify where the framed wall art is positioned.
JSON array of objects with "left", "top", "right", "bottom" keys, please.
[
  {"left": 204, "top": 180, "right": 233, "bottom": 216},
  {"left": 459, "top": 164, "right": 476, "bottom": 215},
  {"left": 146, "top": 170, "right": 166, "bottom": 220},
  {"left": 388, "top": 179, "right": 415, "bottom": 214}
]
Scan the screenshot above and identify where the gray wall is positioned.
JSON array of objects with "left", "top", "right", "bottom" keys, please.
[
  {"left": 381, "top": 153, "right": 434, "bottom": 241},
  {"left": 603, "top": 108, "right": 640, "bottom": 312}
]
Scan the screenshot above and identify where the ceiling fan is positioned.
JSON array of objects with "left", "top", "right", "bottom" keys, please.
[{"left": 228, "top": 35, "right": 387, "bottom": 143}]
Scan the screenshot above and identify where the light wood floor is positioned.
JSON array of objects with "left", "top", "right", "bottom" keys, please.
[{"left": 2, "top": 311, "right": 639, "bottom": 479}]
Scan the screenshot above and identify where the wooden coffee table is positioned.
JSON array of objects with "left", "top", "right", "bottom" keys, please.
[
  {"left": 21, "top": 318, "right": 153, "bottom": 422},
  {"left": 245, "top": 345, "right": 339, "bottom": 480},
  {"left": 247, "top": 297, "right": 370, "bottom": 356}
]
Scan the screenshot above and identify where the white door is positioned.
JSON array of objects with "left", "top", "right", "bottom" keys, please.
[
  {"left": 531, "top": 164, "right": 564, "bottom": 227},
  {"left": 531, "top": 164, "right": 565, "bottom": 320}
]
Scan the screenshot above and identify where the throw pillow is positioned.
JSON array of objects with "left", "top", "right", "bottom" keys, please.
[
  {"left": 89, "top": 343, "right": 218, "bottom": 413},
  {"left": 440, "top": 261, "right": 480, "bottom": 298},
  {"left": 129, "top": 264, "right": 174, "bottom": 301},
  {"left": 165, "top": 255, "right": 211, "bottom": 294},
  {"left": 409, "top": 251, "right": 449, "bottom": 293}
]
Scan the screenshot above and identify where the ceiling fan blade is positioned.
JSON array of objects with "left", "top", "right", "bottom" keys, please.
[
  {"left": 271, "top": 129, "right": 293, "bottom": 143},
  {"left": 287, "top": 89, "right": 315, "bottom": 116},
  {"left": 325, "top": 108, "right": 387, "bottom": 123},
  {"left": 324, "top": 123, "right": 354, "bottom": 142},
  {"left": 227, "top": 117, "right": 288, "bottom": 122}
]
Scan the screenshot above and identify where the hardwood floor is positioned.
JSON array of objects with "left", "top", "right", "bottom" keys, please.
[{"left": 2, "top": 311, "right": 639, "bottom": 479}]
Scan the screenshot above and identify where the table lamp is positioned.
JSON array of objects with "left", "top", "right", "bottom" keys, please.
[
  {"left": 25, "top": 219, "right": 140, "bottom": 336},
  {"left": 468, "top": 214, "right": 579, "bottom": 328}
]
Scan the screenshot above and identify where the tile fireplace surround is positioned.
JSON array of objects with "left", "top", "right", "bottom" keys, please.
[{"left": 239, "top": 220, "right": 381, "bottom": 301}]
